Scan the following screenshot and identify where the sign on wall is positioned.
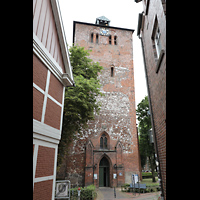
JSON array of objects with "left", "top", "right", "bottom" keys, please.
[
  {"left": 55, "top": 180, "right": 70, "bottom": 199},
  {"left": 94, "top": 174, "right": 97, "bottom": 179},
  {"left": 113, "top": 173, "right": 117, "bottom": 179}
]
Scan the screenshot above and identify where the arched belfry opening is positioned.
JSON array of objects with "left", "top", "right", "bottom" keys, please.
[{"left": 99, "top": 156, "right": 110, "bottom": 187}]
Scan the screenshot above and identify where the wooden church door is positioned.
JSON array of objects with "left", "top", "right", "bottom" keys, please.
[{"left": 99, "top": 157, "right": 110, "bottom": 187}]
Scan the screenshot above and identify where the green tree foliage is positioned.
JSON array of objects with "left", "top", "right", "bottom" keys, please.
[
  {"left": 57, "top": 45, "right": 103, "bottom": 169},
  {"left": 136, "top": 96, "right": 156, "bottom": 182}
]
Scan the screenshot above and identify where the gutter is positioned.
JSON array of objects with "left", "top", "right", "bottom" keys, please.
[{"left": 62, "top": 73, "right": 75, "bottom": 87}]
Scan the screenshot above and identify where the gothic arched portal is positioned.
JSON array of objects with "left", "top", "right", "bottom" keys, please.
[{"left": 99, "top": 156, "right": 110, "bottom": 187}]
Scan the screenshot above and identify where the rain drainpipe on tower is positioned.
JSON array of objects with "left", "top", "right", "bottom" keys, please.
[{"left": 137, "top": 12, "right": 165, "bottom": 200}]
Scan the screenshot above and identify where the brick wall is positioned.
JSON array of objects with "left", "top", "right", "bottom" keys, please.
[
  {"left": 33, "top": 53, "right": 63, "bottom": 130},
  {"left": 33, "top": 144, "right": 56, "bottom": 200},
  {"left": 33, "top": 1, "right": 73, "bottom": 199},
  {"left": 33, "top": 180, "right": 53, "bottom": 200},
  {"left": 48, "top": 73, "right": 63, "bottom": 104},
  {"left": 35, "top": 146, "right": 55, "bottom": 178},
  {"left": 33, "top": 87, "right": 44, "bottom": 121},
  {"left": 33, "top": 52, "right": 65, "bottom": 199},
  {"left": 44, "top": 98, "right": 62, "bottom": 129},
  {"left": 60, "top": 21, "right": 140, "bottom": 186},
  {"left": 140, "top": 0, "right": 166, "bottom": 198},
  {"left": 33, "top": 53, "right": 48, "bottom": 91}
]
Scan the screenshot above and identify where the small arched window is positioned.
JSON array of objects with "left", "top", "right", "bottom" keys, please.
[
  {"left": 91, "top": 33, "right": 94, "bottom": 43},
  {"left": 100, "top": 134, "right": 107, "bottom": 149},
  {"left": 109, "top": 35, "right": 111, "bottom": 45},
  {"left": 96, "top": 33, "right": 99, "bottom": 44},
  {"left": 111, "top": 67, "right": 114, "bottom": 77},
  {"left": 114, "top": 36, "right": 117, "bottom": 45},
  {"left": 104, "top": 137, "right": 107, "bottom": 148},
  {"left": 100, "top": 137, "right": 103, "bottom": 149}
]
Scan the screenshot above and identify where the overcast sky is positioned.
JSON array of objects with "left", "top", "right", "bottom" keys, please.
[{"left": 59, "top": 0, "right": 147, "bottom": 111}]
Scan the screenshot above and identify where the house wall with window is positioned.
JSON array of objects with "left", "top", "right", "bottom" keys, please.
[
  {"left": 33, "top": 0, "right": 74, "bottom": 199},
  {"left": 136, "top": 0, "right": 166, "bottom": 199},
  {"left": 57, "top": 18, "right": 140, "bottom": 187}
]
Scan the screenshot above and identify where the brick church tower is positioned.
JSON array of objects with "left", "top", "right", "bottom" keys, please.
[{"left": 64, "top": 16, "right": 140, "bottom": 187}]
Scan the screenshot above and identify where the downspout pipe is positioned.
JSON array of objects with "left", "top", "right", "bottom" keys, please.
[{"left": 137, "top": 12, "right": 165, "bottom": 200}]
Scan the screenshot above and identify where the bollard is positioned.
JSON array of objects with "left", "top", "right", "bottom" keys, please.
[
  {"left": 114, "top": 187, "right": 116, "bottom": 198},
  {"left": 77, "top": 187, "right": 81, "bottom": 200}
]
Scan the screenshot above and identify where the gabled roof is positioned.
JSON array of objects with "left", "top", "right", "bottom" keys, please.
[
  {"left": 85, "top": 139, "right": 94, "bottom": 149},
  {"left": 33, "top": 0, "right": 74, "bottom": 87},
  {"left": 51, "top": 0, "right": 74, "bottom": 86}
]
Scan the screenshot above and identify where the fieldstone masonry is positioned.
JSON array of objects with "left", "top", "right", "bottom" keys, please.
[{"left": 58, "top": 18, "right": 140, "bottom": 187}]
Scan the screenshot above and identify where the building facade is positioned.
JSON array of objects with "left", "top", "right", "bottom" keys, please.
[
  {"left": 59, "top": 16, "right": 140, "bottom": 188},
  {"left": 33, "top": 0, "right": 74, "bottom": 199},
  {"left": 136, "top": 0, "right": 166, "bottom": 199}
]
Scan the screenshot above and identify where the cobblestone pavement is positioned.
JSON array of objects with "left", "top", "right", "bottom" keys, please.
[{"left": 96, "top": 187, "right": 160, "bottom": 200}]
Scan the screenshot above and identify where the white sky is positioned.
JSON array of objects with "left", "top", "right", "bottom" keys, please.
[{"left": 59, "top": 0, "right": 147, "bottom": 111}]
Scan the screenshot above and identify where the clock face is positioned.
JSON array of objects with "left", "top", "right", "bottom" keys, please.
[{"left": 100, "top": 28, "right": 109, "bottom": 36}]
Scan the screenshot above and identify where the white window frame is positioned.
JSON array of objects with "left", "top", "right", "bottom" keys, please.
[{"left": 155, "top": 26, "right": 161, "bottom": 58}]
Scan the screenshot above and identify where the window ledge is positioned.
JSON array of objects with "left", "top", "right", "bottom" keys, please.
[
  {"left": 155, "top": 49, "right": 165, "bottom": 73},
  {"left": 94, "top": 149, "right": 115, "bottom": 152}
]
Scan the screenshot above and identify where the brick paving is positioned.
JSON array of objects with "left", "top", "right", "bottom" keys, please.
[{"left": 96, "top": 187, "right": 160, "bottom": 200}]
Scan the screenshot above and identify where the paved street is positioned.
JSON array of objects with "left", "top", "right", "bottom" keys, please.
[{"left": 96, "top": 187, "right": 160, "bottom": 200}]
